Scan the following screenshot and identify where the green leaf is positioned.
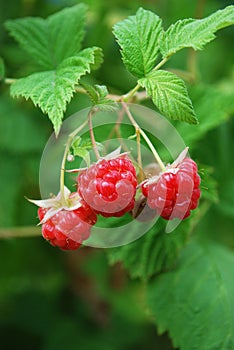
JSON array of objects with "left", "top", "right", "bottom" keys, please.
[
  {"left": 0, "top": 57, "right": 5, "bottom": 80},
  {"left": 113, "top": 7, "right": 162, "bottom": 78},
  {"left": 73, "top": 147, "right": 90, "bottom": 166},
  {"left": 90, "top": 47, "right": 104, "bottom": 70},
  {"left": 0, "top": 94, "right": 47, "bottom": 153},
  {"left": 107, "top": 218, "right": 190, "bottom": 281},
  {"left": 0, "top": 153, "right": 22, "bottom": 226},
  {"left": 81, "top": 83, "right": 118, "bottom": 111},
  {"left": 5, "top": 4, "right": 87, "bottom": 69},
  {"left": 160, "top": 5, "right": 234, "bottom": 58},
  {"left": 199, "top": 165, "right": 218, "bottom": 204},
  {"left": 177, "top": 83, "right": 234, "bottom": 145},
  {"left": 139, "top": 70, "right": 197, "bottom": 124},
  {"left": 146, "top": 239, "right": 234, "bottom": 350},
  {"left": 10, "top": 48, "right": 98, "bottom": 135}
]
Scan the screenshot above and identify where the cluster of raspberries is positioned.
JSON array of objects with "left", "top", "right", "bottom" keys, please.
[{"left": 37, "top": 155, "right": 201, "bottom": 250}]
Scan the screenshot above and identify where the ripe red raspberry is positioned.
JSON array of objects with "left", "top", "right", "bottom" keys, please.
[
  {"left": 38, "top": 201, "right": 97, "bottom": 250},
  {"left": 142, "top": 158, "right": 201, "bottom": 220},
  {"left": 77, "top": 156, "right": 137, "bottom": 217}
]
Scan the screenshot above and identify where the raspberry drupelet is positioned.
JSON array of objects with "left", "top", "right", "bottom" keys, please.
[
  {"left": 77, "top": 156, "right": 137, "bottom": 217},
  {"left": 38, "top": 201, "right": 97, "bottom": 250},
  {"left": 142, "top": 158, "right": 201, "bottom": 220}
]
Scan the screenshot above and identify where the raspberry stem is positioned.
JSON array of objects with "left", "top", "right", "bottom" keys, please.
[
  {"left": 136, "top": 127, "right": 144, "bottom": 182},
  {"left": 0, "top": 226, "right": 41, "bottom": 238},
  {"left": 88, "top": 108, "right": 100, "bottom": 160},
  {"left": 152, "top": 57, "right": 169, "bottom": 72},
  {"left": 60, "top": 119, "right": 88, "bottom": 204},
  {"left": 121, "top": 101, "right": 166, "bottom": 172},
  {"left": 123, "top": 83, "right": 141, "bottom": 102}
]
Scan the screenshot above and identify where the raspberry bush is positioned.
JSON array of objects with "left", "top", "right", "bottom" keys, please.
[{"left": 0, "top": 1, "right": 234, "bottom": 350}]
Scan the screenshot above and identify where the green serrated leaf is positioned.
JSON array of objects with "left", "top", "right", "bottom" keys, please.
[
  {"left": 72, "top": 136, "right": 82, "bottom": 148},
  {"left": 199, "top": 165, "right": 218, "bottom": 204},
  {"left": 107, "top": 218, "right": 190, "bottom": 281},
  {"left": 81, "top": 83, "right": 104, "bottom": 104},
  {"left": 73, "top": 147, "right": 90, "bottom": 166},
  {"left": 90, "top": 47, "right": 104, "bottom": 70},
  {"left": 79, "top": 138, "right": 93, "bottom": 150},
  {"left": 10, "top": 48, "right": 98, "bottom": 135},
  {"left": 81, "top": 83, "right": 118, "bottom": 111},
  {"left": 177, "top": 83, "right": 234, "bottom": 145},
  {"left": 5, "top": 4, "right": 87, "bottom": 69},
  {"left": 0, "top": 57, "right": 5, "bottom": 80},
  {"left": 113, "top": 7, "right": 162, "bottom": 78},
  {"left": 160, "top": 5, "right": 234, "bottom": 58},
  {"left": 146, "top": 239, "right": 234, "bottom": 350},
  {"left": 95, "top": 85, "right": 109, "bottom": 99},
  {"left": 139, "top": 70, "right": 197, "bottom": 124},
  {"left": 96, "top": 99, "right": 118, "bottom": 112}
]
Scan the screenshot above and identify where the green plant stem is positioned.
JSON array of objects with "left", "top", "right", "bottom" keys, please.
[
  {"left": 75, "top": 86, "right": 89, "bottom": 95},
  {"left": 4, "top": 77, "right": 16, "bottom": 84},
  {"left": 123, "top": 83, "right": 141, "bottom": 102},
  {"left": 136, "top": 128, "right": 144, "bottom": 182},
  {"left": 152, "top": 57, "right": 169, "bottom": 72},
  {"left": 187, "top": 0, "right": 206, "bottom": 81},
  {"left": 111, "top": 57, "right": 169, "bottom": 103},
  {"left": 0, "top": 226, "right": 41, "bottom": 239},
  {"left": 121, "top": 101, "right": 166, "bottom": 171},
  {"left": 60, "top": 119, "right": 88, "bottom": 204},
  {"left": 88, "top": 108, "right": 100, "bottom": 160}
]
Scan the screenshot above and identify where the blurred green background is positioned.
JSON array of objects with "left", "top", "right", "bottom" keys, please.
[{"left": 0, "top": 0, "right": 234, "bottom": 349}]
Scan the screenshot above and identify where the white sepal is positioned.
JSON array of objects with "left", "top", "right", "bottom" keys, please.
[
  {"left": 27, "top": 197, "right": 58, "bottom": 208},
  {"left": 100, "top": 146, "right": 129, "bottom": 161},
  {"left": 141, "top": 147, "right": 189, "bottom": 187},
  {"left": 28, "top": 186, "right": 82, "bottom": 225},
  {"left": 169, "top": 147, "right": 189, "bottom": 169},
  {"left": 39, "top": 207, "right": 62, "bottom": 225}
]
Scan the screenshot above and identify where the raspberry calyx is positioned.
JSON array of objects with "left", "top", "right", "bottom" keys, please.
[
  {"left": 37, "top": 202, "right": 97, "bottom": 250},
  {"left": 29, "top": 186, "right": 97, "bottom": 250}
]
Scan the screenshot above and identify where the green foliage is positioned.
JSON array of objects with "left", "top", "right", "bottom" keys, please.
[
  {"left": 160, "top": 5, "right": 234, "bottom": 59},
  {"left": 139, "top": 70, "right": 197, "bottom": 124},
  {"left": 199, "top": 165, "right": 218, "bottom": 204},
  {"left": 146, "top": 239, "right": 234, "bottom": 350},
  {"left": 0, "top": 94, "right": 46, "bottom": 153},
  {"left": 113, "top": 8, "right": 162, "bottom": 78},
  {"left": 1, "top": 2, "right": 234, "bottom": 349},
  {"left": 5, "top": 5, "right": 103, "bottom": 135},
  {"left": 177, "top": 83, "right": 234, "bottom": 146},
  {"left": 107, "top": 218, "right": 190, "bottom": 281},
  {"left": 10, "top": 48, "right": 99, "bottom": 135},
  {"left": 72, "top": 136, "right": 95, "bottom": 166},
  {"left": 81, "top": 83, "right": 118, "bottom": 111},
  {"left": 5, "top": 4, "right": 87, "bottom": 69},
  {"left": 0, "top": 57, "right": 5, "bottom": 80}
]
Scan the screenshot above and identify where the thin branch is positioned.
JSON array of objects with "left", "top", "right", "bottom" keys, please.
[
  {"left": 88, "top": 108, "right": 100, "bottom": 160},
  {"left": 121, "top": 101, "right": 166, "bottom": 171},
  {"left": 4, "top": 78, "right": 16, "bottom": 84},
  {"left": 0, "top": 226, "right": 41, "bottom": 239},
  {"left": 60, "top": 119, "right": 88, "bottom": 203},
  {"left": 123, "top": 83, "right": 141, "bottom": 102},
  {"left": 136, "top": 128, "right": 144, "bottom": 182},
  {"left": 152, "top": 57, "right": 169, "bottom": 72}
]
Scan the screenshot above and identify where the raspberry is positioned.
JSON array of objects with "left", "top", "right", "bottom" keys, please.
[
  {"left": 77, "top": 156, "right": 137, "bottom": 217},
  {"left": 38, "top": 200, "right": 97, "bottom": 250},
  {"left": 142, "top": 158, "right": 201, "bottom": 220}
]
